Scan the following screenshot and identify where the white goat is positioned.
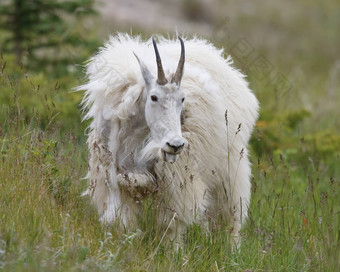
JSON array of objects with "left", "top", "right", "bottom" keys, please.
[{"left": 79, "top": 33, "right": 259, "bottom": 245}]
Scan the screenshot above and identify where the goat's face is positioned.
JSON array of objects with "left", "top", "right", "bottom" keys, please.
[
  {"left": 145, "top": 83, "right": 186, "bottom": 163},
  {"left": 135, "top": 36, "right": 186, "bottom": 163}
]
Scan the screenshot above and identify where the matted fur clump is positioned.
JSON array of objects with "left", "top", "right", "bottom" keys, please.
[{"left": 78, "top": 33, "right": 259, "bottom": 245}]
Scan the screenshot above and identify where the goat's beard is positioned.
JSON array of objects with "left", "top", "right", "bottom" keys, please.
[
  {"left": 136, "top": 138, "right": 179, "bottom": 167},
  {"left": 135, "top": 139, "right": 161, "bottom": 167}
]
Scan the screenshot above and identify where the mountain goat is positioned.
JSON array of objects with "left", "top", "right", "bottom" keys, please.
[{"left": 79, "top": 33, "right": 259, "bottom": 245}]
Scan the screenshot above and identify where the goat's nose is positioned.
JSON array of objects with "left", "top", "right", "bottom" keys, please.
[{"left": 166, "top": 142, "right": 185, "bottom": 153}]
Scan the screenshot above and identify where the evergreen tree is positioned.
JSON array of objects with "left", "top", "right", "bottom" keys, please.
[{"left": 0, "top": 0, "right": 96, "bottom": 67}]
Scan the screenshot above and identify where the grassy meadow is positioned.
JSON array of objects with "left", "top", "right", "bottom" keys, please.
[{"left": 0, "top": 1, "right": 339, "bottom": 271}]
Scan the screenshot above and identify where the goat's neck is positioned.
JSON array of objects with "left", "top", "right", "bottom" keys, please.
[{"left": 116, "top": 101, "right": 154, "bottom": 174}]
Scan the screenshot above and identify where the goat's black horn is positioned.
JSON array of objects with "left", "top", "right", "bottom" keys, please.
[
  {"left": 152, "top": 36, "right": 167, "bottom": 85},
  {"left": 171, "top": 36, "right": 185, "bottom": 85}
]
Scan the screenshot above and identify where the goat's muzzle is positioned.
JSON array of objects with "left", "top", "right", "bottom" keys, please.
[{"left": 161, "top": 136, "right": 186, "bottom": 163}]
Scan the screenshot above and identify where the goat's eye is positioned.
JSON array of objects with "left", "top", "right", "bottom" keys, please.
[
  {"left": 182, "top": 97, "right": 185, "bottom": 103},
  {"left": 151, "top": 95, "right": 158, "bottom": 102}
]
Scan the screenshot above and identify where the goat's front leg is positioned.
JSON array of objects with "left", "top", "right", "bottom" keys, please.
[{"left": 117, "top": 173, "right": 157, "bottom": 199}]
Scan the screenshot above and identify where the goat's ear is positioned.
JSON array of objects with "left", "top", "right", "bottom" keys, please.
[{"left": 134, "top": 52, "right": 153, "bottom": 88}]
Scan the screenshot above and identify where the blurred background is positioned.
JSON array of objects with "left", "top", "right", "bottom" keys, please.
[{"left": 1, "top": 0, "right": 339, "bottom": 155}]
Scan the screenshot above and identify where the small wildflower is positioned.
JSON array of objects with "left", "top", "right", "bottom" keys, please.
[
  {"left": 236, "top": 123, "right": 242, "bottom": 134},
  {"left": 239, "top": 148, "right": 244, "bottom": 159}
]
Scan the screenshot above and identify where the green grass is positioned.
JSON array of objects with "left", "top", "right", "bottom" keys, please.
[
  {"left": 1, "top": 122, "right": 339, "bottom": 271},
  {"left": 0, "top": 59, "right": 339, "bottom": 272}
]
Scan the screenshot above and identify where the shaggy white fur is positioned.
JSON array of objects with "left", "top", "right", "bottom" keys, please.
[{"left": 78, "top": 33, "right": 259, "bottom": 245}]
